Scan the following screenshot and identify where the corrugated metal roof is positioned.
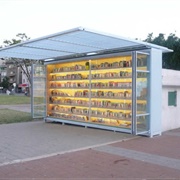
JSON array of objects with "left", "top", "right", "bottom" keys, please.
[{"left": 0, "top": 27, "right": 172, "bottom": 61}]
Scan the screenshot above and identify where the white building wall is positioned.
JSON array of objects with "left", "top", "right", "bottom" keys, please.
[
  {"left": 149, "top": 49, "right": 162, "bottom": 136},
  {"left": 162, "top": 69, "right": 180, "bottom": 132},
  {"left": 22, "top": 72, "right": 29, "bottom": 84}
]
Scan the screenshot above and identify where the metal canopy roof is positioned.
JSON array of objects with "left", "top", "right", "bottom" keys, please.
[{"left": 0, "top": 27, "right": 172, "bottom": 61}]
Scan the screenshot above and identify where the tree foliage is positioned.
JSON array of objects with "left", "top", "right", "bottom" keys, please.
[
  {"left": 2, "top": 33, "right": 33, "bottom": 86},
  {"left": 0, "top": 76, "right": 10, "bottom": 89},
  {"left": 144, "top": 33, "right": 180, "bottom": 70},
  {"left": 3, "top": 33, "right": 30, "bottom": 47}
]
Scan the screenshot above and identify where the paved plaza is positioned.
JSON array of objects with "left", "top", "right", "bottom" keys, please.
[
  {"left": 0, "top": 103, "right": 180, "bottom": 179},
  {"left": 0, "top": 121, "right": 133, "bottom": 166}
]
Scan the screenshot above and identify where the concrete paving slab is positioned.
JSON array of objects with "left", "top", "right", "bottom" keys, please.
[
  {"left": 0, "top": 121, "right": 133, "bottom": 166},
  {"left": 0, "top": 104, "right": 31, "bottom": 113}
]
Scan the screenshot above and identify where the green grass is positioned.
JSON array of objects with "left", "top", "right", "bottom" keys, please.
[
  {"left": 0, "top": 95, "right": 31, "bottom": 105},
  {"left": 0, "top": 109, "right": 32, "bottom": 124}
]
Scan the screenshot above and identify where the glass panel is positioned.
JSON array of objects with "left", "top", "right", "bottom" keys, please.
[
  {"left": 34, "top": 96, "right": 45, "bottom": 105},
  {"left": 33, "top": 105, "right": 46, "bottom": 117},
  {"left": 137, "top": 115, "right": 149, "bottom": 133},
  {"left": 90, "top": 55, "right": 132, "bottom": 130},
  {"left": 32, "top": 65, "right": 46, "bottom": 118},
  {"left": 135, "top": 52, "right": 150, "bottom": 135},
  {"left": 47, "top": 54, "right": 132, "bottom": 132},
  {"left": 137, "top": 54, "right": 148, "bottom": 71},
  {"left": 46, "top": 61, "right": 90, "bottom": 123},
  {"left": 136, "top": 72, "right": 148, "bottom": 114},
  {"left": 34, "top": 66, "right": 45, "bottom": 77}
]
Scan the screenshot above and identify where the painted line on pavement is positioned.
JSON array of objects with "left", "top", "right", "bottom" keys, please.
[
  {"left": 94, "top": 145, "right": 180, "bottom": 170},
  {"left": 165, "top": 132, "right": 180, "bottom": 137}
]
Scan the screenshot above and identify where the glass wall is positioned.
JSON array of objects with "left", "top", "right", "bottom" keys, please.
[
  {"left": 46, "top": 55, "right": 133, "bottom": 133},
  {"left": 32, "top": 65, "right": 46, "bottom": 118},
  {"left": 43, "top": 51, "right": 151, "bottom": 135},
  {"left": 136, "top": 52, "right": 150, "bottom": 134}
]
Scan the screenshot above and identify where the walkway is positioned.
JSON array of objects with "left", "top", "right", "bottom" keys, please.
[
  {"left": 0, "top": 121, "right": 133, "bottom": 166},
  {"left": 0, "top": 122, "right": 180, "bottom": 179},
  {"left": 0, "top": 102, "right": 180, "bottom": 179},
  {"left": 0, "top": 104, "right": 31, "bottom": 113}
]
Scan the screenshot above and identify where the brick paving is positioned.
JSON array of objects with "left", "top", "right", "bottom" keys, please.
[
  {"left": 94, "top": 145, "right": 180, "bottom": 170},
  {"left": 0, "top": 146, "right": 180, "bottom": 179},
  {"left": 111, "top": 129, "right": 180, "bottom": 159},
  {"left": 0, "top": 127, "right": 180, "bottom": 179}
]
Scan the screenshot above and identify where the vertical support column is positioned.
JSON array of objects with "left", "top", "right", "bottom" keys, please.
[
  {"left": 88, "top": 59, "right": 91, "bottom": 122},
  {"left": 149, "top": 48, "right": 162, "bottom": 137},
  {"left": 31, "top": 64, "right": 34, "bottom": 118},
  {"left": 44, "top": 65, "right": 47, "bottom": 118},
  {"left": 132, "top": 51, "right": 137, "bottom": 135}
]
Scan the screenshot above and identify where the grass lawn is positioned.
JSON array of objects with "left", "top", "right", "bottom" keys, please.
[
  {"left": 0, "top": 109, "right": 32, "bottom": 124},
  {"left": 0, "top": 94, "right": 31, "bottom": 105}
]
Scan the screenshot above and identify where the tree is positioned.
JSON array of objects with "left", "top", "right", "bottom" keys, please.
[
  {"left": 1, "top": 76, "right": 10, "bottom": 90},
  {"left": 144, "top": 32, "right": 180, "bottom": 70},
  {"left": 1, "top": 33, "right": 42, "bottom": 95},
  {"left": 2, "top": 33, "right": 32, "bottom": 86},
  {"left": 144, "top": 33, "right": 153, "bottom": 43},
  {"left": 3, "top": 33, "right": 30, "bottom": 47}
]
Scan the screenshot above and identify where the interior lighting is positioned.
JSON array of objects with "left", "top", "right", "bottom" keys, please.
[
  {"left": 44, "top": 58, "right": 54, "bottom": 61},
  {"left": 86, "top": 52, "right": 97, "bottom": 56}
]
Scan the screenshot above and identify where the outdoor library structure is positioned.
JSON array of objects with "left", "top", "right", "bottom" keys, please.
[{"left": 0, "top": 27, "right": 172, "bottom": 137}]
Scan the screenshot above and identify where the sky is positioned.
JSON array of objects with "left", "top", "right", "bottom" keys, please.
[{"left": 0, "top": 0, "right": 180, "bottom": 45}]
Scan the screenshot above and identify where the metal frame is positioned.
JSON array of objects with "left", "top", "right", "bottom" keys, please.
[
  {"left": 31, "top": 64, "right": 34, "bottom": 117},
  {"left": 33, "top": 48, "right": 155, "bottom": 136},
  {"left": 135, "top": 51, "right": 151, "bottom": 135},
  {"left": 0, "top": 27, "right": 173, "bottom": 136},
  {"left": 46, "top": 117, "right": 131, "bottom": 133},
  {"left": 44, "top": 51, "right": 134, "bottom": 133},
  {"left": 44, "top": 51, "right": 137, "bottom": 65},
  {"left": 32, "top": 64, "right": 47, "bottom": 118},
  {"left": 132, "top": 51, "right": 137, "bottom": 134}
]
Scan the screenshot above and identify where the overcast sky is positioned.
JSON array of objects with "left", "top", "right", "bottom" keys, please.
[{"left": 0, "top": 0, "right": 180, "bottom": 45}]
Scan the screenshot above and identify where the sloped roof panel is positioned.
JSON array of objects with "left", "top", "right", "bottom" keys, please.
[
  {"left": 0, "top": 51, "right": 48, "bottom": 60},
  {"left": 49, "top": 31, "right": 139, "bottom": 49},
  {"left": 0, "top": 27, "right": 172, "bottom": 61},
  {"left": 6, "top": 46, "right": 72, "bottom": 57},
  {"left": 25, "top": 39, "right": 103, "bottom": 53}
]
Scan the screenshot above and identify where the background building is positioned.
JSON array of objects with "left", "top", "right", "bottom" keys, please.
[
  {"left": 5, "top": 61, "right": 22, "bottom": 85},
  {"left": 0, "top": 61, "right": 7, "bottom": 82},
  {"left": 162, "top": 69, "right": 180, "bottom": 132},
  {"left": 18, "top": 65, "right": 31, "bottom": 92},
  {"left": 0, "top": 59, "right": 31, "bottom": 93}
]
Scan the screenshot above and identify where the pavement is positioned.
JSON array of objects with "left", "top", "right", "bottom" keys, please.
[
  {"left": 0, "top": 104, "right": 180, "bottom": 179},
  {"left": 0, "top": 121, "right": 133, "bottom": 166},
  {"left": 0, "top": 104, "right": 31, "bottom": 113}
]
